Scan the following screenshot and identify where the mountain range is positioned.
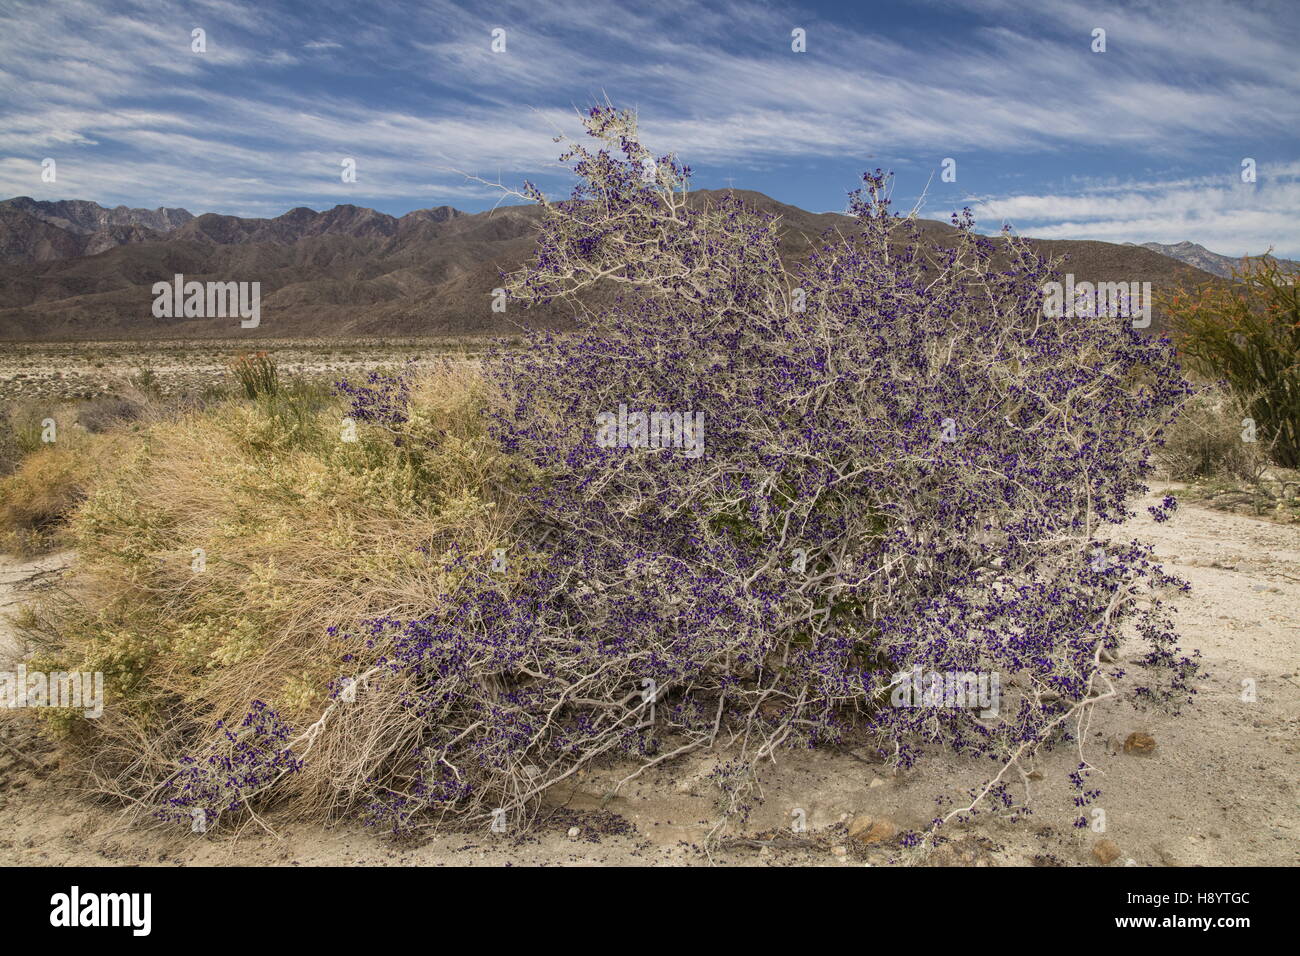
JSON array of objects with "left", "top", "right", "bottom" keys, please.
[
  {"left": 0, "top": 193, "right": 1231, "bottom": 340},
  {"left": 1125, "top": 240, "right": 1298, "bottom": 279}
]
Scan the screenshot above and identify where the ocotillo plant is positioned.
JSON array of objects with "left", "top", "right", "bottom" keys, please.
[{"left": 1163, "top": 256, "right": 1300, "bottom": 467}]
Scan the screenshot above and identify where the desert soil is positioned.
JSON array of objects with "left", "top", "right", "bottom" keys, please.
[{"left": 0, "top": 489, "right": 1296, "bottom": 867}]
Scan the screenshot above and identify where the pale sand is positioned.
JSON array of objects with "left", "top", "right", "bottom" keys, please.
[{"left": 0, "top": 493, "right": 1295, "bottom": 866}]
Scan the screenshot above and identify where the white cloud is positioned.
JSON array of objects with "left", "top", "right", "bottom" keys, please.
[
  {"left": 973, "top": 170, "right": 1300, "bottom": 258},
  {"left": 0, "top": 0, "right": 1294, "bottom": 260}
]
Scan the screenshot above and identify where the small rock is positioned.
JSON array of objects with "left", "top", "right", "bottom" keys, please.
[
  {"left": 847, "top": 815, "right": 898, "bottom": 844},
  {"left": 1093, "top": 839, "right": 1122, "bottom": 864},
  {"left": 869, "top": 777, "right": 885, "bottom": 789},
  {"left": 1124, "top": 732, "right": 1157, "bottom": 756},
  {"left": 567, "top": 826, "right": 580, "bottom": 839},
  {"left": 1027, "top": 770, "right": 1044, "bottom": 781},
  {"left": 831, "top": 845, "right": 848, "bottom": 858}
]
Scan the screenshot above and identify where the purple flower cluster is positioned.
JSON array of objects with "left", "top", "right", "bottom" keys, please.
[
  {"left": 1147, "top": 494, "right": 1178, "bottom": 523},
  {"left": 158, "top": 701, "right": 301, "bottom": 830},
  {"left": 334, "top": 366, "right": 412, "bottom": 428}
]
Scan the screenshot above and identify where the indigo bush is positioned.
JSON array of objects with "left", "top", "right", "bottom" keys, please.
[
  {"left": 319, "top": 108, "right": 1201, "bottom": 844},
  {"left": 489, "top": 107, "right": 1196, "bottom": 839},
  {"left": 335, "top": 366, "right": 412, "bottom": 430}
]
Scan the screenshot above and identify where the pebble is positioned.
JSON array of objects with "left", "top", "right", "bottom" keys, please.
[
  {"left": 1124, "top": 732, "right": 1157, "bottom": 756},
  {"left": 1093, "top": 839, "right": 1122, "bottom": 864},
  {"left": 847, "top": 815, "right": 898, "bottom": 844}
]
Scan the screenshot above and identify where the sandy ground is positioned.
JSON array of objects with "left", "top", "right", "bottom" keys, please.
[{"left": 0, "top": 491, "right": 1296, "bottom": 867}]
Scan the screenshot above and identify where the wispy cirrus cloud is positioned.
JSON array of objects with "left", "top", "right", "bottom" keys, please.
[
  {"left": 0, "top": 0, "right": 1295, "bottom": 254},
  {"left": 971, "top": 169, "right": 1300, "bottom": 257}
]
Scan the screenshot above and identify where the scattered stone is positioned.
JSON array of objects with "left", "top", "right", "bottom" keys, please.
[
  {"left": 1027, "top": 770, "right": 1044, "bottom": 781},
  {"left": 567, "top": 827, "right": 580, "bottom": 839},
  {"left": 831, "top": 845, "right": 848, "bottom": 858},
  {"left": 1124, "top": 732, "right": 1157, "bottom": 756},
  {"left": 869, "top": 777, "right": 885, "bottom": 789},
  {"left": 847, "top": 815, "right": 897, "bottom": 844},
  {"left": 1093, "top": 839, "right": 1122, "bottom": 864}
]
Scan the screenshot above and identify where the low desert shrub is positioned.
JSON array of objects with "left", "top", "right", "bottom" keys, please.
[
  {"left": 0, "top": 401, "right": 57, "bottom": 474},
  {"left": 228, "top": 351, "right": 280, "bottom": 400},
  {"left": 76, "top": 394, "right": 144, "bottom": 434},
  {"left": 0, "top": 446, "right": 89, "bottom": 553},
  {"left": 1155, "top": 385, "right": 1270, "bottom": 481},
  {"left": 25, "top": 362, "right": 518, "bottom": 816},
  {"left": 0, "top": 410, "right": 118, "bottom": 554}
]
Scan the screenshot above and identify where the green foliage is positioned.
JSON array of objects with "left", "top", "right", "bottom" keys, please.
[{"left": 1165, "top": 257, "right": 1300, "bottom": 467}]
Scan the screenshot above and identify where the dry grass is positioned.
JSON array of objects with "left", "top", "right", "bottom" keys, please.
[
  {"left": 0, "top": 402, "right": 137, "bottom": 554},
  {"left": 14, "top": 361, "right": 524, "bottom": 821},
  {"left": 1155, "top": 383, "right": 1270, "bottom": 482}
]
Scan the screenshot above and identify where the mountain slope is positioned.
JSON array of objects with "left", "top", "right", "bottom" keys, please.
[
  {"left": 0, "top": 197, "right": 193, "bottom": 235},
  {"left": 1129, "top": 240, "right": 1299, "bottom": 279},
  {"left": 0, "top": 198, "right": 192, "bottom": 266},
  {"left": 0, "top": 192, "right": 1222, "bottom": 340}
]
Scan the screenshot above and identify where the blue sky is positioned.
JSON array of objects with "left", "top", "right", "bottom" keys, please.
[{"left": 2, "top": 0, "right": 1297, "bottom": 256}]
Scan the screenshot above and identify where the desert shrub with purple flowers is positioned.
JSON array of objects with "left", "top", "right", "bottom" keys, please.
[
  {"left": 22, "top": 107, "right": 1202, "bottom": 850},
  {"left": 328, "top": 107, "right": 1201, "bottom": 843}
]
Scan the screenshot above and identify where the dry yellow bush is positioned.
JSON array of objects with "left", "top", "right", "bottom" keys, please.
[{"left": 19, "top": 362, "right": 525, "bottom": 817}]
